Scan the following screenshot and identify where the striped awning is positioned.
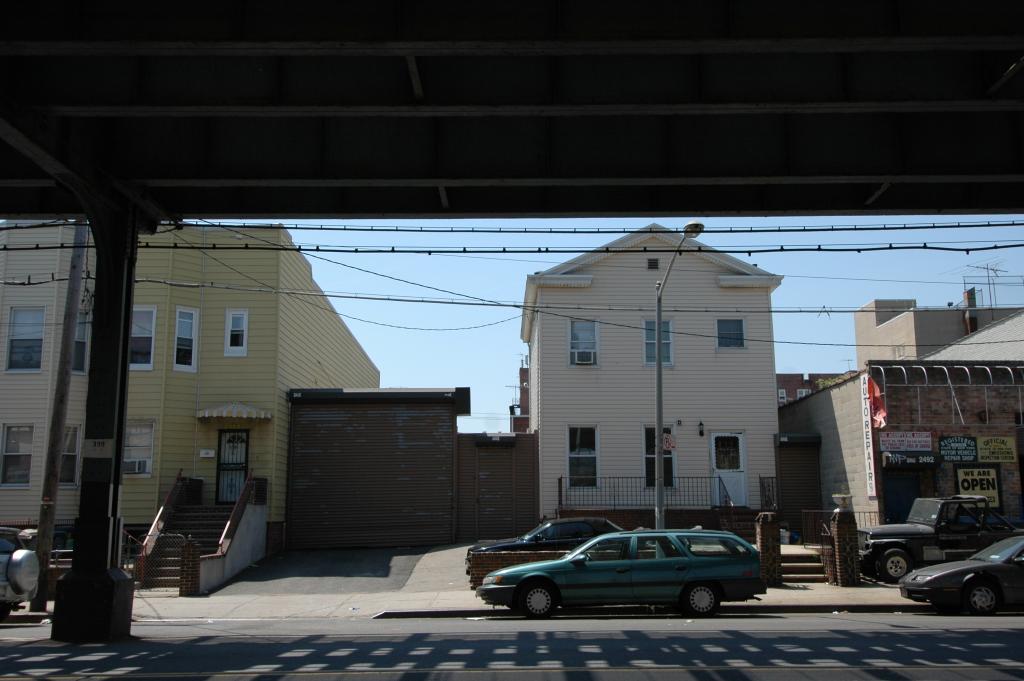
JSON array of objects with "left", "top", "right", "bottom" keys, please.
[{"left": 196, "top": 402, "right": 272, "bottom": 420}]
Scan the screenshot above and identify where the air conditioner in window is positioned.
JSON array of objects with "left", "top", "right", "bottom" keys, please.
[
  {"left": 573, "top": 351, "right": 595, "bottom": 365},
  {"left": 123, "top": 459, "right": 150, "bottom": 474}
]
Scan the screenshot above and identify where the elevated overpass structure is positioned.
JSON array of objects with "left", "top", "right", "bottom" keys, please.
[{"left": 1, "top": 1, "right": 1023, "bottom": 641}]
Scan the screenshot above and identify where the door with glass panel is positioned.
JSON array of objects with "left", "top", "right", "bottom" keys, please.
[
  {"left": 710, "top": 433, "right": 747, "bottom": 506},
  {"left": 216, "top": 430, "right": 249, "bottom": 504}
]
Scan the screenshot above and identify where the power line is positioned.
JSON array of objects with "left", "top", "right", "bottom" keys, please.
[{"left": 7, "top": 240, "right": 1024, "bottom": 255}]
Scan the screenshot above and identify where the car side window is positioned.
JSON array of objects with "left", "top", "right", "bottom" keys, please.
[
  {"left": 556, "top": 522, "right": 590, "bottom": 539},
  {"left": 677, "top": 535, "right": 749, "bottom": 556},
  {"left": 582, "top": 537, "right": 631, "bottom": 561},
  {"left": 636, "top": 536, "right": 682, "bottom": 560}
]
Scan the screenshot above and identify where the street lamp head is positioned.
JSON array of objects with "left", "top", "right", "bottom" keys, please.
[{"left": 683, "top": 220, "right": 705, "bottom": 239}]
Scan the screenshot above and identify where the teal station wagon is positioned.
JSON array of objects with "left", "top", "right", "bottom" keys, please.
[{"left": 477, "top": 529, "right": 765, "bottom": 618}]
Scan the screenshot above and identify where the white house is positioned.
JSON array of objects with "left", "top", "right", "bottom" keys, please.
[{"left": 521, "top": 224, "right": 783, "bottom": 521}]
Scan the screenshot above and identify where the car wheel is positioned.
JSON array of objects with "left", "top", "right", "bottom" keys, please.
[
  {"left": 0, "top": 603, "right": 11, "bottom": 623},
  {"left": 680, "top": 583, "right": 721, "bottom": 618},
  {"left": 876, "top": 548, "right": 912, "bottom": 583},
  {"left": 517, "top": 582, "right": 556, "bottom": 619},
  {"left": 963, "top": 580, "right": 1000, "bottom": 616}
]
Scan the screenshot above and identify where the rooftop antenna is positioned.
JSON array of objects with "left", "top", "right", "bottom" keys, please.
[{"left": 966, "top": 263, "right": 1006, "bottom": 307}]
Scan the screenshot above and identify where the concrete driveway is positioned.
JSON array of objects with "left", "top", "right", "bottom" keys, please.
[{"left": 214, "top": 544, "right": 471, "bottom": 596}]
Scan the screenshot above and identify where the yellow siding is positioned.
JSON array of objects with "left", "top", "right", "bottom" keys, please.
[
  {"left": 272, "top": 232, "right": 380, "bottom": 522},
  {"left": 1, "top": 224, "right": 378, "bottom": 529}
]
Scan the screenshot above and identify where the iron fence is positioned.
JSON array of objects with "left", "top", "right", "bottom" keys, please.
[
  {"left": 801, "top": 510, "right": 880, "bottom": 547},
  {"left": 558, "top": 476, "right": 733, "bottom": 509}
]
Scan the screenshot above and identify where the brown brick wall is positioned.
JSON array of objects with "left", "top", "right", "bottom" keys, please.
[
  {"left": 265, "top": 522, "right": 285, "bottom": 556},
  {"left": 179, "top": 540, "right": 200, "bottom": 597},
  {"left": 831, "top": 511, "right": 860, "bottom": 587},
  {"left": 467, "top": 550, "right": 565, "bottom": 590},
  {"left": 756, "top": 512, "right": 782, "bottom": 587}
]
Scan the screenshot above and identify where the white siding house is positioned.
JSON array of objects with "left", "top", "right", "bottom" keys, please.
[{"left": 522, "top": 225, "right": 783, "bottom": 519}]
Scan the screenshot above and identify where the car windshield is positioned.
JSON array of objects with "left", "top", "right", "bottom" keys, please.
[
  {"left": 523, "top": 522, "right": 552, "bottom": 540},
  {"left": 566, "top": 535, "right": 605, "bottom": 559},
  {"left": 969, "top": 537, "right": 1024, "bottom": 562},
  {"left": 905, "top": 499, "right": 943, "bottom": 525}
]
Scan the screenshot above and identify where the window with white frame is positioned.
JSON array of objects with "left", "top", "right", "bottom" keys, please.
[
  {"left": 644, "top": 425, "right": 674, "bottom": 487},
  {"left": 568, "top": 426, "right": 597, "bottom": 487},
  {"left": 796, "top": 388, "right": 812, "bottom": 399},
  {"left": 225, "top": 309, "right": 248, "bottom": 357},
  {"left": 778, "top": 388, "right": 788, "bottom": 404},
  {"left": 174, "top": 307, "right": 198, "bottom": 371},
  {"left": 72, "top": 315, "right": 89, "bottom": 372},
  {"left": 644, "top": 320, "right": 672, "bottom": 365},
  {"left": 59, "top": 425, "right": 80, "bottom": 485},
  {"left": 7, "top": 307, "right": 44, "bottom": 370},
  {"left": 569, "top": 320, "right": 597, "bottom": 365},
  {"left": 123, "top": 422, "right": 154, "bottom": 475},
  {"left": 130, "top": 307, "right": 156, "bottom": 369},
  {"left": 1, "top": 424, "right": 33, "bottom": 484},
  {"left": 716, "top": 319, "right": 745, "bottom": 348}
]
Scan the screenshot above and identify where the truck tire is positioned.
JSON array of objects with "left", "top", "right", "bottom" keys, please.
[
  {"left": 0, "top": 603, "right": 11, "bottom": 623},
  {"left": 876, "top": 547, "right": 912, "bottom": 582}
]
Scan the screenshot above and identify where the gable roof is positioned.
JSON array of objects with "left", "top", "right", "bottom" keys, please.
[
  {"left": 921, "top": 309, "right": 1024, "bottom": 361},
  {"left": 520, "top": 223, "right": 782, "bottom": 342}
]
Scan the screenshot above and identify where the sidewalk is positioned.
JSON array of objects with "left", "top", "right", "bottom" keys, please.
[{"left": 8, "top": 544, "right": 927, "bottom": 624}]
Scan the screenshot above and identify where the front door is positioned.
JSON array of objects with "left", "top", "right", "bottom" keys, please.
[
  {"left": 217, "top": 429, "right": 249, "bottom": 504},
  {"left": 711, "top": 433, "right": 747, "bottom": 506},
  {"left": 882, "top": 473, "right": 920, "bottom": 523},
  {"left": 563, "top": 536, "right": 633, "bottom": 605}
]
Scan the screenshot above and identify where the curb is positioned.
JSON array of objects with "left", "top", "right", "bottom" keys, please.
[{"left": 374, "top": 602, "right": 933, "bottom": 619}]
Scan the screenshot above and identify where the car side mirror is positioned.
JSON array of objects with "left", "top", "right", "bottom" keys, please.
[{"left": 570, "top": 555, "right": 588, "bottom": 566}]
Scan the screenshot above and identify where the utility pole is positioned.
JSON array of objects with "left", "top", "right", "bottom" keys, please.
[{"left": 31, "top": 224, "right": 88, "bottom": 612}]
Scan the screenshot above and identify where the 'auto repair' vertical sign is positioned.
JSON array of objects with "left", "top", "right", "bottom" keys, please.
[{"left": 860, "top": 374, "right": 878, "bottom": 499}]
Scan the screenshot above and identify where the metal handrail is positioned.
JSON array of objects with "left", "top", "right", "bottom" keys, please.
[
  {"left": 141, "top": 468, "right": 184, "bottom": 558},
  {"left": 217, "top": 473, "right": 255, "bottom": 556},
  {"left": 558, "top": 476, "right": 734, "bottom": 509}
]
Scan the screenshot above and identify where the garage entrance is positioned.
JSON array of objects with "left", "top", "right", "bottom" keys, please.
[{"left": 286, "top": 388, "right": 469, "bottom": 549}]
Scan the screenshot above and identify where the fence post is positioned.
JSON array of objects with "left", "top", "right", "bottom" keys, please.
[
  {"left": 830, "top": 510, "right": 861, "bottom": 587},
  {"left": 755, "top": 512, "right": 782, "bottom": 587},
  {"left": 179, "top": 539, "right": 201, "bottom": 597},
  {"left": 557, "top": 477, "right": 562, "bottom": 509}
]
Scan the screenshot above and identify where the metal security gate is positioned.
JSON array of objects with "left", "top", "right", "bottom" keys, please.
[
  {"left": 456, "top": 433, "right": 539, "bottom": 542},
  {"left": 217, "top": 430, "right": 249, "bottom": 504},
  {"left": 287, "top": 400, "right": 457, "bottom": 549}
]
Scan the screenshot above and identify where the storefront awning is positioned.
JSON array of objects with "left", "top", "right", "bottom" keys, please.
[{"left": 196, "top": 402, "right": 272, "bottom": 420}]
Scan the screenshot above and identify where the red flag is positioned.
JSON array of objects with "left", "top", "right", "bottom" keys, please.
[{"left": 868, "top": 377, "right": 887, "bottom": 428}]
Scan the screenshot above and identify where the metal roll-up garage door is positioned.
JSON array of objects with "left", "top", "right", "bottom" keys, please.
[
  {"left": 287, "top": 400, "right": 456, "bottom": 549},
  {"left": 777, "top": 441, "right": 822, "bottom": 530}
]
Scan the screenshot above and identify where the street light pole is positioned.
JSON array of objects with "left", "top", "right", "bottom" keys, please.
[{"left": 654, "top": 220, "right": 704, "bottom": 529}]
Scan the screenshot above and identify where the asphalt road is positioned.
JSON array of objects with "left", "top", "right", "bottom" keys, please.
[{"left": 3, "top": 613, "right": 1024, "bottom": 680}]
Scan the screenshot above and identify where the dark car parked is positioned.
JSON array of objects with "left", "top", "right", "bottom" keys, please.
[
  {"left": 466, "top": 517, "right": 623, "bottom": 572},
  {"left": 899, "top": 535, "right": 1024, "bottom": 615}
]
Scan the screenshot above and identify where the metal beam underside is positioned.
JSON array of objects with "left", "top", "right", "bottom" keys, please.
[{"left": 2, "top": 1, "right": 1024, "bottom": 217}]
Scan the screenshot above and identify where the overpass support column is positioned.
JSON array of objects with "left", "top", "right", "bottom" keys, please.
[{"left": 51, "top": 203, "right": 150, "bottom": 642}]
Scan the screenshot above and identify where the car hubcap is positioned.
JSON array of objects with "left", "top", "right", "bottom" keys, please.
[
  {"left": 970, "top": 586, "right": 996, "bottom": 612},
  {"left": 526, "top": 588, "right": 551, "bottom": 614},
  {"left": 886, "top": 557, "right": 907, "bottom": 577},
  {"left": 690, "top": 587, "right": 714, "bottom": 612}
]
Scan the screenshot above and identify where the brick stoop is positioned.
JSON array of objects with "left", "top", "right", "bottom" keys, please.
[
  {"left": 782, "top": 551, "right": 827, "bottom": 583},
  {"left": 139, "top": 505, "right": 233, "bottom": 590}
]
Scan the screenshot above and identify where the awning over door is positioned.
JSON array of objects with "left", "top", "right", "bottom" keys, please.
[{"left": 196, "top": 402, "right": 272, "bottom": 420}]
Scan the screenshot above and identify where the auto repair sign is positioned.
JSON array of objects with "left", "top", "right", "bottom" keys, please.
[{"left": 955, "top": 467, "right": 1000, "bottom": 508}]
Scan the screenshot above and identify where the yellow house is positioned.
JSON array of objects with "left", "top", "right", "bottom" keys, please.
[{"left": 0, "top": 223, "right": 379, "bottom": 547}]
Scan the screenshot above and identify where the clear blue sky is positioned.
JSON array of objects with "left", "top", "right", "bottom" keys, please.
[{"left": 274, "top": 215, "right": 1024, "bottom": 432}]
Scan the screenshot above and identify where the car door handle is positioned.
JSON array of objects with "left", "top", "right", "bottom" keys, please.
[{"left": 616, "top": 567, "right": 630, "bottom": 573}]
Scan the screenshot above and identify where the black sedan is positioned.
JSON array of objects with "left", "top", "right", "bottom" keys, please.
[
  {"left": 466, "top": 517, "right": 623, "bottom": 572},
  {"left": 899, "top": 536, "right": 1024, "bottom": 615}
]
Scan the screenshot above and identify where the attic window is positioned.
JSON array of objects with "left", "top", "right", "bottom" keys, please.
[{"left": 647, "top": 258, "right": 659, "bottom": 270}]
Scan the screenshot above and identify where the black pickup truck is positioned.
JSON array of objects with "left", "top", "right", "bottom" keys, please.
[{"left": 859, "top": 495, "right": 1024, "bottom": 582}]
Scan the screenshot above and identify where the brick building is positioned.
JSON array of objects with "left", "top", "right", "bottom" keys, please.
[{"left": 781, "top": 361, "right": 1023, "bottom": 524}]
